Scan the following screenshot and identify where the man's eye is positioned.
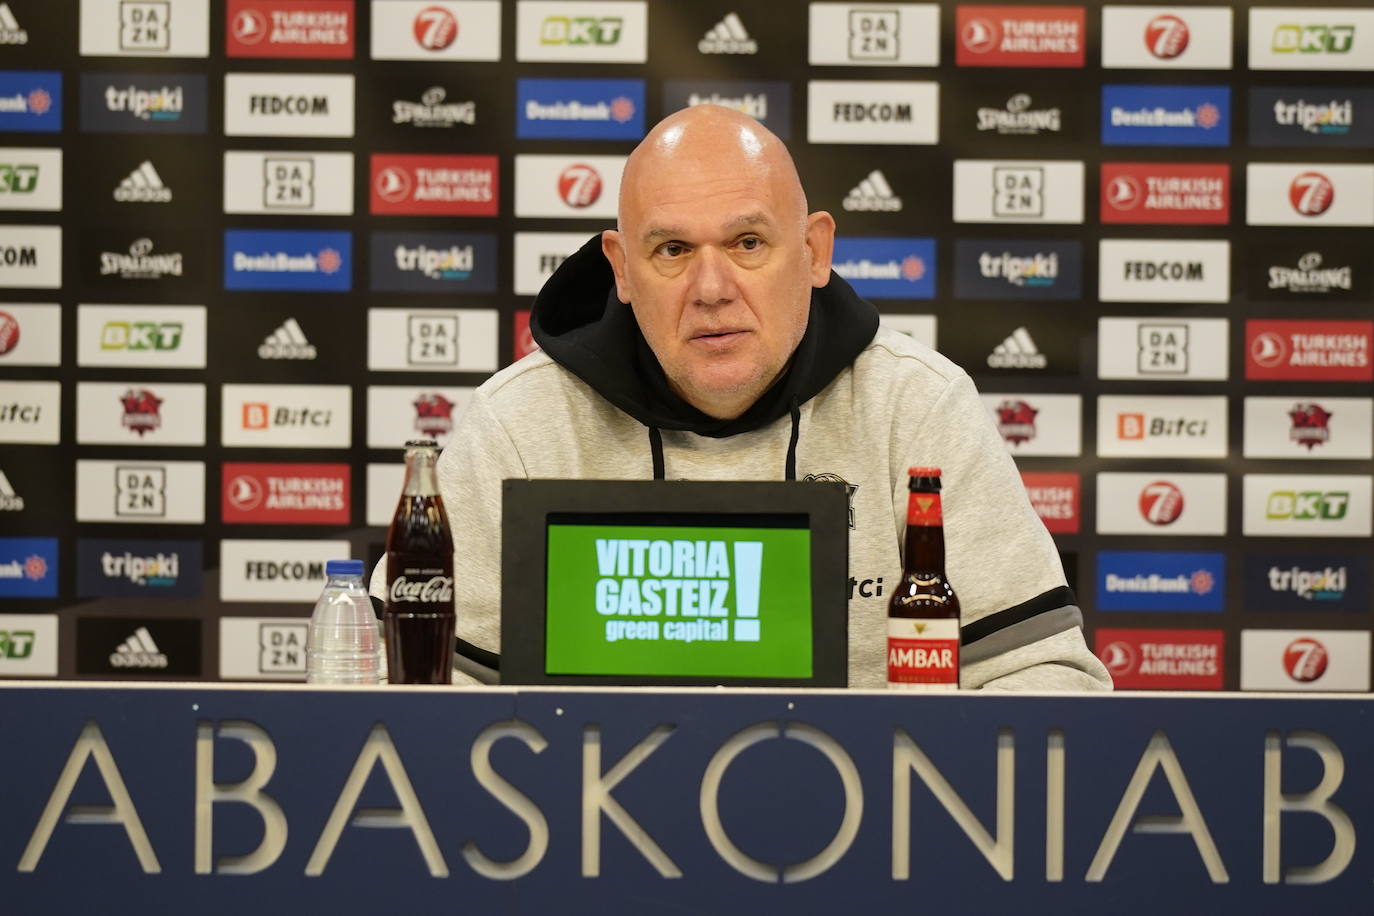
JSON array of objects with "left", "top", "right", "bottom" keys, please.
[
  {"left": 738, "top": 236, "right": 762, "bottom": 251},
  {"left": 659, "top": 242, "right": 686, "bottom": 257}
]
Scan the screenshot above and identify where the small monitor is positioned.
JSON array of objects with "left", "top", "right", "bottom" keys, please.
[{"left": 501, "top": 480, "right": 849, "bottom": 687}]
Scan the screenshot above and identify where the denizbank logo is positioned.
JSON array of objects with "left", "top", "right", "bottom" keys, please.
[
  {"left": 1096, "top": 551, "right": 1224, "bottom": 613},
  {"left": 224, "top": 229, "right": 350, "bottom": 292},
  {"left": 545, "top": 524, "right": 813, "bottom": 678},
  {"left": 831, "top": 238, "right": 934, "bottom": 299},
  {"left": 0, "top": 71, "right": 60, "bottom": 132},
  {"left": 1101, "top": 85, "right": 1229, "bottom": 146},
  {"left": 516, "top": 78, "right": 643, "bottom": 140}
]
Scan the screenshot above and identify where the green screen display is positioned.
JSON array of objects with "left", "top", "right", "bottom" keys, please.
[{"left": 545, "top": 523, "right": 813, "bottom": 678}]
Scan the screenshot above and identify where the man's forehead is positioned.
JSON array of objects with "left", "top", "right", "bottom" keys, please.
[{"left": 639, "top": 211, "right": 775, "bottom": 244}]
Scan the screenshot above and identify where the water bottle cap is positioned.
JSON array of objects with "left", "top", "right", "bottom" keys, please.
[{"left": 325, "top": 559, "right": 365, "bottom": 576}]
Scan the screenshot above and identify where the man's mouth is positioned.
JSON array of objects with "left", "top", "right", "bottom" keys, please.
[{"left": 690, "top": 330, "right": 748, "bottom": 349}]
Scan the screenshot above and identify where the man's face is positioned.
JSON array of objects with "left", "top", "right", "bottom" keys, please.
[{"left": 604, "top": 151, "right": 834, "bottom": 419}]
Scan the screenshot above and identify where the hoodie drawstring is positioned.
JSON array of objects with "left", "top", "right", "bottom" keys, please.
[
  {"left": 648, "top": 404, "right": 802, "bottom": 481},
  {"left": 649, "top": 426, "right": 665, "bottom": 480}
]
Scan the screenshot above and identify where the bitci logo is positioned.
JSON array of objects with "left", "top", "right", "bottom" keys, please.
[
  {"left": 414, "top": 5, "right": 458, "bottom": 49},
  {"left": 558, "top": 163, "right": 602, "bottom": 207},
  {"left": 1140, "top": 481, "right": 1184, "bottom": 526},
  {"left": 1283, "top": 637, "right": 1328, "bottom": 683},
  {"left": 1289, "top": 171, "right": 1334, "bottom": 216},
  {"left": 1145, "top": 14, "right": 1188, "bottom": 59}
]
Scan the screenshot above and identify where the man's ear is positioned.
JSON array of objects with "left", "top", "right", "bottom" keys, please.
[
  {"left": 601, "top": 230, "right": 632, "bottom": 304},
  {"left": 804, "top": 211, "right": 836, "bottom": 288}
]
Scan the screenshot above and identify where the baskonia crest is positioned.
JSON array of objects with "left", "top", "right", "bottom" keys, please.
[
  {"left": 1289, "top": 402, "right": 1332, "bottom": 450},
  {"left": 995, "top": 399, "right": 1038, "bottom": 445},
  {"left": 120, "top": 388, "right": 163, "bottom": 436},
  {"left": 413, "top": 393, "right": 456, "bottom": 439}
]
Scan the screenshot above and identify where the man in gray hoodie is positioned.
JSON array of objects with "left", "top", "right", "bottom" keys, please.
[{"left": 392, "top": 104, "right": 1111, "bottom": 691}]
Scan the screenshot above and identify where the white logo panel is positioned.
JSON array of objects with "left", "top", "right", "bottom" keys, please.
[
  {"left": 0, "top": 147, "right": 61, "bottom": 211},
  {"left": 224, "top": 73, "right": 355, "bottom": 137},
  {"left": 371, "top": 0, "right": 502, "bottom": 60},
  {"left": 219, "top": 616, "right": 311, "bottom": 681},
  {"left": 806, "top": 81, "right": 938, "bottom": 145},
  {"left": 514, "top": 154, "right": 624, "bottom": 219},
  {"left": 76, "top": 304, "right": 207, "bottom": 368},
  {"left": 1099, "top": 239, "right": 1230, "bottom": 303},
  {"left": 514, "top": 231, "right": 590, "bottom": 296},
  {"left": 516, "top": 0, "right": 648, "bottom": 62},
  {"left": 1248, "top": 8, "right": 1374, "bottom": 71},
  {"left": 1243, "top": 397, "right": 1373, "bottom": 460},
  {"left": 1098, "top": 317, "right": 1228, "bottom": 381},
  {"left": 366, "top": 385, "right": 474, "bottom": 449},
  {"left": 0, "top": 225, "right": 61, "bottom": 289},
  {"left": 808, "top": 3, "right": 940, "bottom": 66},
  {"left": 952, "top": 160, "right": 1084, "bottom": 224},
  {"left": 878, "top": 314, "right": 936, "bottom": 349},
  {"left": 220, "top": 539, "right": 350, "bottom": 603},
  {"left": 75, "top": 459, "right": 205, "bottom": 523},
  {"left": 1242, "top": 474, "right": 1372, "bottom": 537},
  {"left": 0, "top": 614, "right": 58, "bottom": 677},
  {"left": 79, "top": 0, "right": 210, "bottom": 57},
  {"left": 0, "top": 304, "right": 61, "bottom": 367},
  {"left": 367, "top": 462, "right": 405, "bottom": 527},
  {"left": 0, "top": 380, "right": 59, "bottom": 444},
  {"left": 1240, "top": 630, "right": 1371, "bottom": 692},
  {"left": 980, "top": 393, "right": 1082, "bottom": 457},
  {"left": 1245, "top": 164, "right": 1374, "bottom": 227},
  {"left": 1101, "top": 6, "right": 1233, "bottom": 69},
  {"left": 1096, "top": 472, "right": 1227, "bottom": 535},
  {"left": 1096, "top": 395, "right": 1228, "bottom": 458},
  {"left": 366, "top": 308, "right": 498, "bottom": 373},
  {"left": 221, "top": 384, "right": 352, "bottom": 448},
  {"left": 223, "top": 151, "right": 354, "bottom": 215},
  {"left": 76, "top": 381, "right": 206, "bottom": 446}
]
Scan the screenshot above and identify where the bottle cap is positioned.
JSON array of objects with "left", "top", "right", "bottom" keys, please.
[
  {"left": 325, "top": 559, "right": 365, "bottom": 577},
  {"left": 908, "top": 466, "right": 942, "bottom": 477},
  {"left": 404, "top": 439, "right": 439, "bottom": 449}
]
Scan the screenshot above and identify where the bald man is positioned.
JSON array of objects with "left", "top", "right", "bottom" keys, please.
[{"left": 419, "top": 106, "right": 1111, "bottom": 690}]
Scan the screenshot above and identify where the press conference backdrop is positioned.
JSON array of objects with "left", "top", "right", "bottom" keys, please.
[{"left": 0, "top": 0, "right": 1371, "bottom": 689}]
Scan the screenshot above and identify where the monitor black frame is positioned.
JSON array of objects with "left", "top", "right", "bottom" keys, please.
[{"left": 501, "top": 479, "right": 849, "bottom": 687}]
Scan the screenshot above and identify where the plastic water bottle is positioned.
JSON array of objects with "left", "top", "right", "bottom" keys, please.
[{"left": 307, "top": 560, "right": 381, "bottom": 685}]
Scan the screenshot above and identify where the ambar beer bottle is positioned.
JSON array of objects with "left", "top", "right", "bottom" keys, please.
[
  {"left": 887, "top": 467, "right": 961, "bottom": 690},
  {"left": 384, "top": 440, "right": 455, "bottom": 684}
]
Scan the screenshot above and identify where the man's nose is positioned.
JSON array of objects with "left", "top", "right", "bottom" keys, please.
[{"left": 687, "top": 245, "right": 738, "bottom": 307}]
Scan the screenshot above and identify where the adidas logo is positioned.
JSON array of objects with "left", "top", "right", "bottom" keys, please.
[
  {"left": 114, "top": 160, "right": 172, "bottom": 203},
  {"left": 109, "top": 626, "right": 168, "bottom": 669},
  {"left": 987, "top": 327, "right": 1047, "bottom": 369},
  {"left": 258, "top": 317, "right": 317, "bottom": 360},
  {"left": 698, "top": 12, "right": 756, "bottom": 54},
  {"left": 0, "top": 3, "right": 28, "bottom": 44},
  {"left": 843, "top": 169, "right": 902, "bottom": 212},
  {"left": 0, "top": 468, "right": 22, "bottom": 511}
]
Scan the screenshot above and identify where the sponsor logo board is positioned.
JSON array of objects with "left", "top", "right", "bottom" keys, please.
[
  {"left": 0, "top": 613, "right": 58, "bottom": 677},
  {"left": 79, "top": 72, "right": 208, "bottom": 133},
  {"left": 1096, "top": 551, "right": 1225, "bottom": 612},
  {"left": 222, "top": 462, "right": 350, "bottom": 524},
  {"left": 376, "top": 82, "right": 476, "bottom": 130},
  {"left": 1100, "top": 162, "right": 1229, "bottom": 225},
  {"left": 1250, "top": 244, "right": 1368, "bottom": 301},
  {"left": 1100, "top": 6, "right": 1233, "bottom": 69},
  {"left": 370, "top": 0, "right": 501, "bottom": 60},
  {"left": 1248, "top": 8, "right": 1374, "bottom": 71},
  {"left": 76, "top": 303, "right": 207, "bottom": 368},
  {"left": 514, "top": 154, "right": 624, "bottom": 219},
  {"left": 1242, "top": 474, "right": 1372, "bottom": 538},
  {"left": 79, "top": 231, "right": 204, "bottom": 293},
  {"left": 808, "top": 3, "right": 940, "bottom": 66},
  {"left": 369, "top": 232, "right": 497, "bottom": 292},
  {"left": 842, "top": 169, "right": 903, "bottom": 213},
  {"left": 952, "top": 159, "right": 1084, "bottom": 223},
  {"left": 76, "top": 617, "right": 201, "bottom": 677},
  {"left": 1244, "top": 554, "right": 1370, "bottom": 614},
  {"left": 366, "top": 308, "right": 498, "bottom": 372},
  {"left": 220, "top": 616, "right": 312, "bottom": 680},
  {"left": 75, "top": 460, "right": 206, "bottom": 523},
  {"left": 224, "top": 150, "right": 354, "bottom": 215},
  {"left": 698, "top": 10, "right": 757, "bottom": 55},
  {"left": 1097, "top": 472, "right": 1227, "bottom": 536},
  {"left": 0, "top": 304, "right": 61, "bottom": 366},
  {"left": 981, "top": 393, "right": 1081, "bottom": 456},
  {"left": 220, "top": 538, "right": 350, "bottom": 602},
  {"left": 0, "top": 380, "right": 59, "bottom": 444},
  {"left": 223, "top": 72, "right": 354, "bottom": 136},
  {"left": 76, "top": 381, "right": 206, "bottom": 446},
  {"left": 1097, "top": 317, "right": 1228, "bottom": 381},
  {"left": 954, "top": 239, "right": 1080, "bottom": 300},
  {"left": 366, "top": 462, "right": 404, "bottom": 526},
  {"left": 369, "top": 154, "right": 497, "bottom": 216},
  {"left": 1098, "top": 239, "right": 1228, "bottom": 303},
  {"left": 224, "top": 229, "right": 351, "bottom": 292},
  {"left": 257, "top": 316, "right": 318, "bottom": 361},
  {"left": 1097, "top": 395, "right": 1228, "bottom": 459},
  {"left": 1246, "top": 163, "right": 1374, "bottom": 227},
  {"left": 877, "top": 314, "right": 936, "bottom": 349},
  {"left": 1245, "top": 319, "right": 1372, "bottom": 381},
  {"left": 227, "top": 0, "right": 355, "bottom": 58},
  {"left": 966, "top": 91, "right": 1071, "bottom": 141},
  {"left": 0, "top": 146, "right": 61, "bottom": 210},
  {"left": 0, "top": 537, "right": 57, "bottom": 598},
  {"left": 1243, "top": 397, "right": 1373, "bottom": 460},
  {"left": 514, "top": 231, "right": 589, "bottom": 296},
  {"left": 0, "top": 224, "right": 60, "bottom": 288},
  {"left": 1249, "top": 87, "right": 1374, "bottom": 148},
  {"left": 79, "top": 0, "right": 210, "bottom": 57},
  {"left": 1095, "top": 628, "right": 1224, "bottom": 690},
  {"left": 955, "top": 5, "right": 1085, "bottom": 67},
  {"left": 830, "top": 237, "right": 935, "bottom": 299},
  {"left": 515, "top": 0, "right": 647, "bottom": 62},
  {"left": 662, "top": 80, "right": 791, "bottom": 139},
  {"left": 0, "top": 71, "right": 61, "bottom": 132},
  {"left": 76, "top": 538, "right": 202, "bottom": 598},
  {"left": 367, "top": 386, "right": 473, "bottom": 449},
  {"left": 1240, "top": 630, "right": 1370, "bottom": 692},
  {"left": 1021, "top": 471, "right": 1079, "bottom": 534},
  {"left": 221, "top": 383, "right": 352, "bottom": 448},
  {"left": 516, "top": 78, "right": 643, "bottom": 140},
  {"left": 513, "top": 310, "right": 538, "bottom": 362},
  {"left": 806, "top": 80, "right": 938, "bottom": 145},
  {"left": 1100, "top": 84, "right": 1229, "bottom": 146},
  {"left": 948, "top": 320, "right": 1080, "bottom": 375}
]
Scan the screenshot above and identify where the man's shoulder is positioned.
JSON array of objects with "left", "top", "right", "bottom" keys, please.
[
  {"left": 850, "top": 325, "right": 969, "bottom": 390},
  {"left": 475, "top": 350, "right": 583, "bottom": 402}
]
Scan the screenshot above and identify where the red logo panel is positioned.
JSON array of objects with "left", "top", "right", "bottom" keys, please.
[
  {"left": 956, "top": 5, "right": 1085, "bottom": 67},
  {"left": 1021, "top": 472, "right": 1079, "bottom": 534},
  {"left": 226, "top": 0, "right": 355, "bottom": 59},
  {"left": 1100, "top": 162, "right": 1229, "bottom": 225},
  {"left": 1095, "top": 628, "right": 1224, "bottom": 690},
  {"left": 222, "top": 463, "right": 350, "bottom": 524},
  {"left": 513, "top": 310, "right": 540, "bottom": 363},
  {"left": 1245, "top": 320, "right": 1373, "bottom": 381},
  {"left": 369, "top": 154, "right": 499, "bottom": 216}
]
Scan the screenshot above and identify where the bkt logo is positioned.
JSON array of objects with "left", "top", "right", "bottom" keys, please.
[
  {"left": 224, "top": 229, "right": 351, "bottom": 292},
  {"left": 0, "top": 71, "right": 60, "bottom": 133},
  {"left": 1272, "top": 24, "right": 1355, "bottom": 55},
  {"left": 1096, "top": 551, "right": 1225, "bottom": 613},
  {"left": 1101, "top": 85, "right": 1229, "bottom": 147},
  {"left": 517, "top": 78, "right": 644, "bottom": 140},
  {"left": 830, "top": 238, "right": 935, "bottom": 299},
  {"left": 1266, "top": 491, "right": 1349, "bottom": 520},
  {"left": 541, "top": 16, "right": 622, "bottom": 45}
]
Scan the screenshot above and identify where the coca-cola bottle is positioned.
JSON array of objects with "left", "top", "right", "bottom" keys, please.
[{"left": 384, "top": 440, "right": 455, "bottom": 684}]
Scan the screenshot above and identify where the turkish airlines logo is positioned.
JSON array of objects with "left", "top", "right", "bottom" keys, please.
[
  {"left": 955, "top": 6, "right": 1085, "bottom": 67},
  {"left": 1246, "top": 319, "right": 1373, "bottom": 381},
  {"left": 1145, "top": 14, "right": 1188, "bottom": 59},
  {"left": 375, "top": 166, "right": 409, "bottom": 202},
  {"left": 1139, "top": 481, "right": 1184, "bottom": 525},
  {"left": 414, "top": 5, "right": 458, "bottom": 50},
  {"left": 1100, "top": 640, "right": 1136, "bottom": 678},
  {"left": 1021, "top": 471, "right": 1078, "bottom": 534},
  {"left": 1096, "top": 628, "right": 1224, "bottom": 689},
  {"left": 961, "top": 17, "right": 997, "bottom": 54},
  {"left": 222, "top": 462, "right": 349, "bottom": 524},
  {"left": 1105, "top": 174, "right": 1140, "bottom": 209},
  {"left": 558, "top": 163, "right": 603, "bottom": 207},
  {"left": 1283, "top": 637, "right": 1328, "bottom": 683},
  {"left": 232, "top": 9, "right": 267, "bottom": 43},
  {"left": 369, "top": 154, "right": 498, "bottom": 216},
  {"left": 1290, "top": 171, "right": 1334, "bottom": 216},
  {"left": 1100, "top": 163, "right": 1229, "bottom": 224}
]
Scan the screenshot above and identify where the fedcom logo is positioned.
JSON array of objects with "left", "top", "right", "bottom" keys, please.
[
  {"left": 806, "top": 81, "right": 938, "bottom": 145},
  {"left": 220, "top": 538, "right": 350, "bottom": 602},
  {"left": 224, "top": 72, "right": 354, "bottom": 137},
  {"left": 1099, "top": 239, "right": 1229, "bottom": 303}
]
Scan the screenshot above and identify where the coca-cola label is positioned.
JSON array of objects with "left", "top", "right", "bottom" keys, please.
[
  {"left": 906, "top": 492, "right": 943, "bottom": 526},
  {"left": 388, "top": 573, "right": 454, "bottom": 604},
  {"left": 887, "top": 617, "right": 959, "bottom": 687}
]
